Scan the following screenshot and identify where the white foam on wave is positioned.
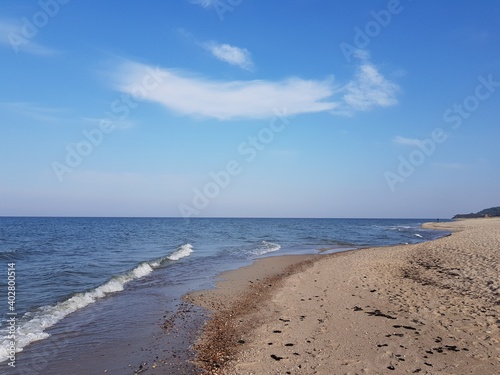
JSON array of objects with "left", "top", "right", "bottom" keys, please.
[
  {"left": 0, "top": 243, "right": 194, "bottom": 363},
  {"left": 387, "top": 225, "right": 412, "bottom": 231},
  {"left": 166, "top": 243, "right": 193, "bottom": 261},
  {"left": 414, "top": 233, "right": 423, "bottom": 238},
  {"left": 132, "top": 262, "right": 154, "bottom": 278},
  {"left": 252, "top": 241, "right": 281, "bottom": 256}
]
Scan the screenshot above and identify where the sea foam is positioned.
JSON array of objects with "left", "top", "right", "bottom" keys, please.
[
  {"left": 0, "top": 243, "right": 194, "bottom": 363},
  {"left": 166, "top": 244, "right": 193, "bottom": 261},
  {"left": 252, "top": 241, "right": 281, "bottom": 256}
]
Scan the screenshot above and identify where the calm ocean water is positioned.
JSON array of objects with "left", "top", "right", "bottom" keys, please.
[{"left": 0, "top": 217, "right": 450, "bottom": 373}]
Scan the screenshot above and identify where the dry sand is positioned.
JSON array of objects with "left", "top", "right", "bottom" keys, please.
[{"left": 187, "top": 218, "right": 500, "bottom": 374}]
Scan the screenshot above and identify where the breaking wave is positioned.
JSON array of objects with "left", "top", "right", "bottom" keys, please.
[{"left": 0, "top": 243, "right": 194, "bottom": 363}]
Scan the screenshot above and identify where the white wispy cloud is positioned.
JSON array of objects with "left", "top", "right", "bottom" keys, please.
[
  {"left": 111, "top": 56, "right": 399, "bottom": 121},
  {"left": 393, "top": 136, "right": 424, "bottom": 147},
  {"left": 0, "top": 102, "right": 67, "bottom": 122},
  {"left": 342, "top": 48, "right": 399, "bottom": 112},
  {"left": 204, "top": 42, "right": 254, "bottom": 71},
  {"left": 353, "top": 48, "right": 371, "bottom": 61},
  {"left": 114, "top": 62, "right": 338, "bottom": 120},
  {"left": 1, "top": 102, "right": 137, "bottom": 130},
  {"left": 342, "top": 63, "right": 399, "bottom": 112},
  {"left": 190, "top": 0, "right": 217, "bottom": 9},
  {"left": 0, "top": 19, "right": 58, "bottom": 56}
]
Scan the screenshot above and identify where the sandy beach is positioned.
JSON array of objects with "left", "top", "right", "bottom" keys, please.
[{"left": 188, "top": 218, "right": 500, "bottom": 374}]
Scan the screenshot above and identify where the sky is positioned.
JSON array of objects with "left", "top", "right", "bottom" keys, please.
[{"left": 0, "top": 0, "right": 499, "bottom": 218}]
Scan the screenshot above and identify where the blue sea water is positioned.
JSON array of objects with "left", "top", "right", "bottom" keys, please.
[{"left": 0, "top": 217, "right": 450, "bottom": 373}]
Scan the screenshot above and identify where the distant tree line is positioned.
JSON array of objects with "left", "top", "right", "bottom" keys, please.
[{"left": 453, "top": 206, "right": 500, "bottom": 219}]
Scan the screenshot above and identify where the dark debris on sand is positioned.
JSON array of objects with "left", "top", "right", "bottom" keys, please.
[{"left": 191, "top": 259, "right": 317, "bottom": 374}]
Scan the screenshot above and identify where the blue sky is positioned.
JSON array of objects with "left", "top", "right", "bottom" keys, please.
[{"left": 0, "top": 0, "right": 499, "bottom": 218}]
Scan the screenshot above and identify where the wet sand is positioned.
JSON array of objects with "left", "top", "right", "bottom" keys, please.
[{"left": 188, "top": 218, "right": 500, "bottom": 374}]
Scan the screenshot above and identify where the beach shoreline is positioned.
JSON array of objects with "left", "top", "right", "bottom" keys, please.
[{"left": 188, "top": 218, "right": 500, "bottom": 374}]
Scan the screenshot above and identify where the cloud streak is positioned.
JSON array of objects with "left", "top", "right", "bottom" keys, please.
[
  {"left": 0, "top": 19, "right": 58, "bottom": 56},
  {"left": 190, "top": 0, "right": 215, "bottom": 8},
  {"left": 112, "top": 57, "right": 399, "bottom": 120},
  {"left": 204, "top": 42, "right": 254, "bottom": 71},
  {"left": 0, "top": 102, "right": 67, "bottom": 122},
  {"left": 393, "top": 136, "right": 424, "bottom": 147}
]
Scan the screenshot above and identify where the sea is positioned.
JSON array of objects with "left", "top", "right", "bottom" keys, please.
[{"left": 0, "top": 217, "right": 451, "bottom": 374}]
